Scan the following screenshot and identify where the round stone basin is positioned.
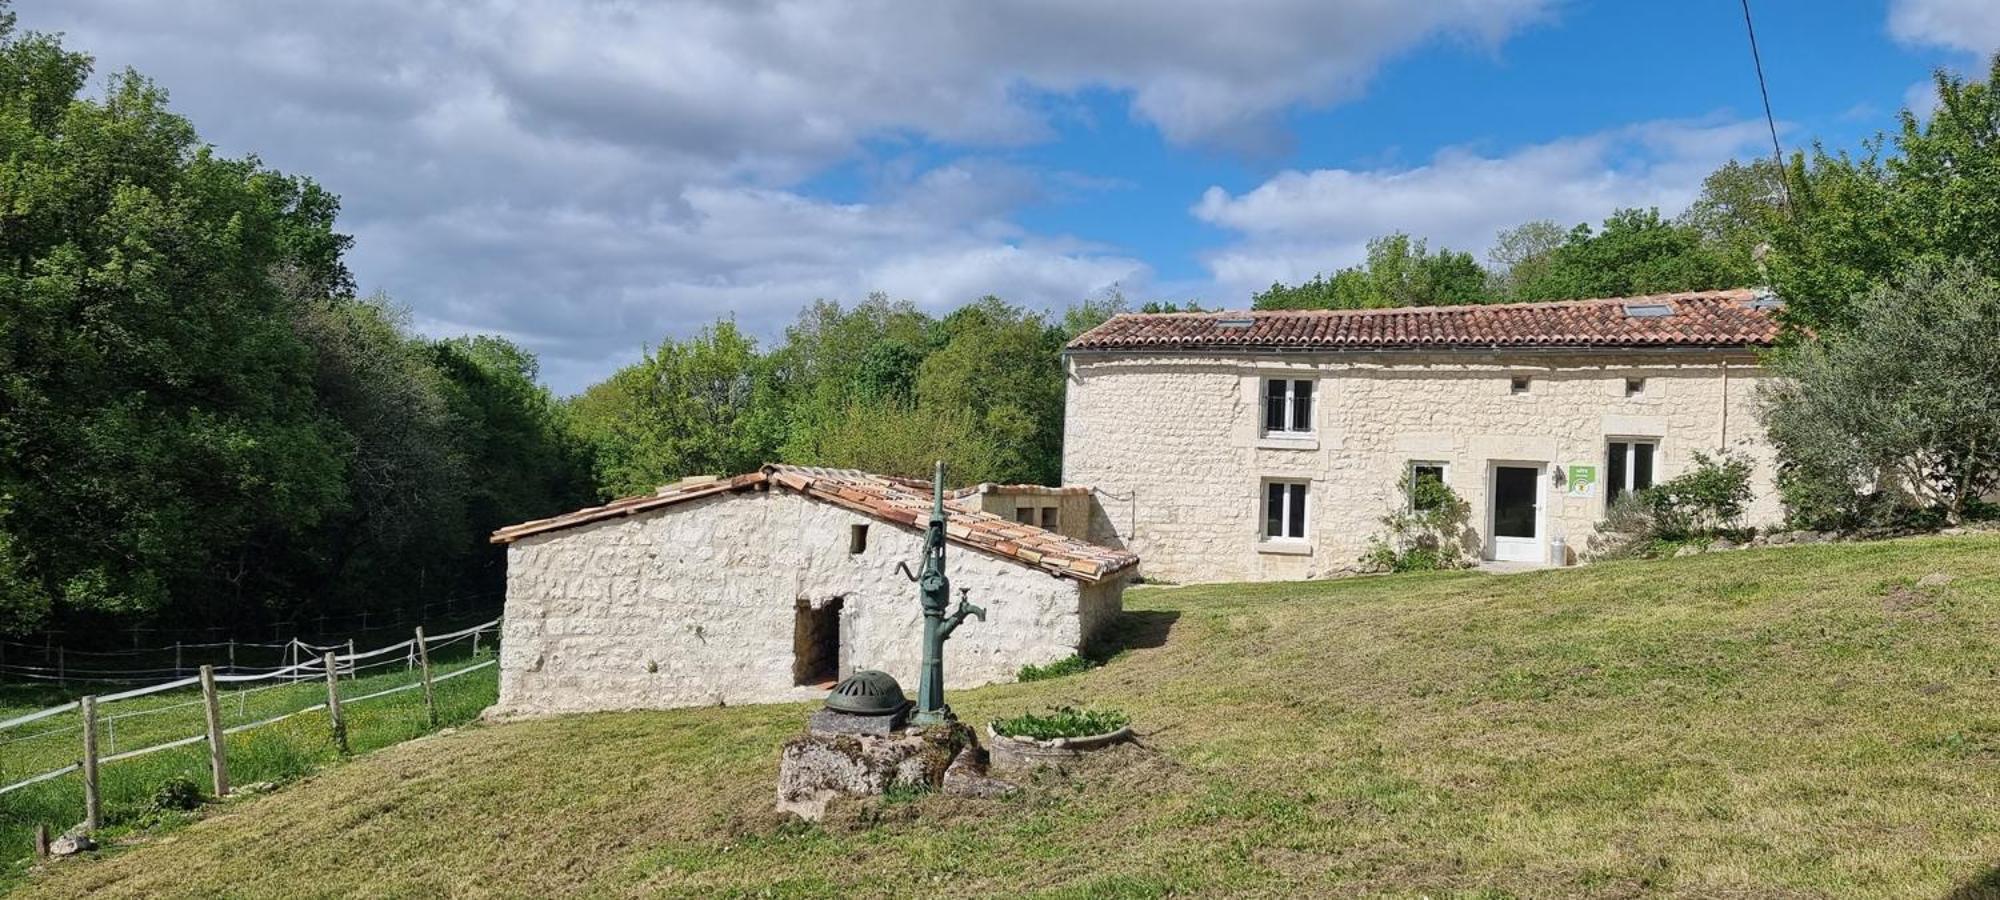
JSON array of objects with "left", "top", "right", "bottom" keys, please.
[{"left": 986, "top": 723, "right": 1134, "bottom": 773}]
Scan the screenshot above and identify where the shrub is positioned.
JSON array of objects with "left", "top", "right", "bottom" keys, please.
[
  {"left": 1017, "top": 654, "right": 1096, "bottom": 683},
  {"left": 1588, "top": 452, "right": 1754, "bottom": 558},
  {"left": 992, "top": 706, "right": 1130, "bottom": 740},
  {"left": 1645, "top": 451, "right": 1753, "bottom": 539},
  {"left": 150, "top": 776, "right": 205, "bottom": 813},
  {"left": 1362, "top": 469, "right": 1474, "bottom": 572}
]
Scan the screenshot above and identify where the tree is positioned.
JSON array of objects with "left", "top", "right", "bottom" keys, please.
[
  {"left": 0, "top": 16, "right": 351, "bottom": 632},
  {"left": 1507, "top": 208, "right": 1753, "bottom": 301},
  {"left": 1485, "top": 220, "right": 1566, "bottom": 298},
  {"left": 1766, "top": 55, "right": 2000, "bottom": 331},
  {"left": 1760, "top": 261, "right": 2000, "bottom": 528},
  {"left": 568, "top": 322, "right": 778, "bottom": 498},
  {"left": 1255, "top": 233, "right": 1494, "bottom": 310}
]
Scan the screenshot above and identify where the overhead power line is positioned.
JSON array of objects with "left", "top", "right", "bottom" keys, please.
[{"left": 1739, "top": 0, "right": 1793, "bottom": 209}]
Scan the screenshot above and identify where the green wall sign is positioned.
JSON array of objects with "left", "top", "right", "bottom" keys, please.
[{"left": 1566, "top": 464, "right": 1598, "bottom": 498}]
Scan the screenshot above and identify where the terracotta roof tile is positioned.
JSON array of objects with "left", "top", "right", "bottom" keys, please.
[
  {"left": 490, "top": 464, "right": 1139, "bottom": 584},
  {"left": 1065, "top": 289, "right": 1781, "bottom": 353}
]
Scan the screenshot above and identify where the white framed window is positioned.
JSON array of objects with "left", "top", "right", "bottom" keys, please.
[
  {"left": 1262, "top": 378, "right": 1314, "bottom": 435},
  {"left": 1262, "top": 480, "right": 1309, "bottom": 541},
  {"left": 1407, "top": 461, "right": 1449, "bottom": 512},
  {"left": 1606, "top": 439, "right": 1658, "bottom": 501}
]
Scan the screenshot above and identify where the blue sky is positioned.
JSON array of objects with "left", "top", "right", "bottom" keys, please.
[{"left": 22, "top": 1, "right": 1998, "bottom": 392}]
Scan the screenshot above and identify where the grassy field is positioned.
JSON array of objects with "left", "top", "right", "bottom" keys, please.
[
  {"left": 0, "top": 647, "right": 498, "bottom": 889},
  {"left": 13, "top": 535, "right": 2000, "bottom": 898}
]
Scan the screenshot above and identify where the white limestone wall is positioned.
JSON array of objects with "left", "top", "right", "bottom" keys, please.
[
  {"left": 495, "top": 489, "right": 1117, "bottom": 716},
  {"left": 1063, "top": 350, "right": 1783, "bottom": 584}
]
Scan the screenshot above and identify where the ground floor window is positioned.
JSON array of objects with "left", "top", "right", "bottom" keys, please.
[
  {"left": 1606, "top": 440, "right": 1658, "bottom": 501},
  {"left": 1408, "top": 461, "right": 1449, "bottom": 511},
  {"left": 1263, "top": 480, "right": 1308, "bottom": 540}
]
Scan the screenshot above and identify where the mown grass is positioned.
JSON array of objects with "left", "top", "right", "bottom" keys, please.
[
  {"left": 0, "top": 648, "right": 497, "bottom": 891},
  {"left": 15, "top": 535, "right": 2000, "bottom": 898}
]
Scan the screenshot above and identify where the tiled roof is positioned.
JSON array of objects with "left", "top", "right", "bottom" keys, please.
[
  {"left": 490, "top": 465, "right": 1138, "bottom": 584},
  {"left": 1065, "top": 289, "right": 1781, "bottom": 352}
]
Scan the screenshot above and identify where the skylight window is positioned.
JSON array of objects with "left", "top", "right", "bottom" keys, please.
[
  {"left": 1623, "top": 303, "right": 1673, "bottom": 318},
  {"left": 1216, "top": 315, "right": 1255, "bottom": 328}
]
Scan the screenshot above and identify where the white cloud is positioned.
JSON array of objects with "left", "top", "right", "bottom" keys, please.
[
  {"left": 20, "top": 0, "right": 1551, "bottom": 391},
  {"left": 1191, "top": 120, "right": 1774, "bottom": 301},
  {"left": 1889, "top": 0, "right": 2000, "bottom": 54}
]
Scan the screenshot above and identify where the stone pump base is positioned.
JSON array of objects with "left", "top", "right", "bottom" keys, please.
[{"left": 775, "top": 717, "right": 1018, "bottom": 820}]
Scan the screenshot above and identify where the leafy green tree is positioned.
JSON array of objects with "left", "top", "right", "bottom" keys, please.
[
  {"left": 568, "top": 321, "right": 779, "bottom": 498},
  {"left": 1255, "top": 233, "right": 1493, "bottom": 310},
  {"left": 1766, "top": 55, "right": 2000, "bottom": 331},
  {"left": 1508, "top": 208, "right": 1753, "bottom": 301},
  {"left": 912, "top": 297, "right": 1068, "bottom": 484},
  {"left": 1760, "top": 261, "right": 2000, "bottom": 528},
  {"left": 1486, "top": 220, "right": 1566, "bottom": 298},
  {"left": 0, "top": 16, "right": 350, "bottom": 632}
]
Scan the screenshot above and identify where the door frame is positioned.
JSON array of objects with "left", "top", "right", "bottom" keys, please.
[{"left": 1485, "top": 461, "right": 1547, "bottom": 563}]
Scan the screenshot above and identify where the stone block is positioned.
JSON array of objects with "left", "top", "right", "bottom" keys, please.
[{"left": 776, "top": 723, "right": 969, "bottom": 820}]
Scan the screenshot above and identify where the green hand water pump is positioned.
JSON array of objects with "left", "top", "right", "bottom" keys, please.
[{"left": 907, "top": 460, "right": 985, "bottom": 726}]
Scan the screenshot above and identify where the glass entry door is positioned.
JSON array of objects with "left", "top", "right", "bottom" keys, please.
[{"left": 1490, "top": 464, "right": 1543, "bottom": 563}]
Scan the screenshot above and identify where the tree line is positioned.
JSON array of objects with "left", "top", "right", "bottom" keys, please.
[{"left": 1, "top": 4, "right": 1995, "bottom": 641}]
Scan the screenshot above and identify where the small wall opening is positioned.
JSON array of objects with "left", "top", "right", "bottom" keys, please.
[
  {"left": 849, "top": 523, "right": 868, "bottom": 554},
  {"left": 793, "top": 597, "right": 843, "bottom": 687}
]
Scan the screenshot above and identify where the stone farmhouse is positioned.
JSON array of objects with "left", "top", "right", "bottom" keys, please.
[
  {"left": 487, "top": 465, "right": 1137, "bottom": 716},
  {"left": 1061, "top": 289, "right": 1787, "bottom": 583}
]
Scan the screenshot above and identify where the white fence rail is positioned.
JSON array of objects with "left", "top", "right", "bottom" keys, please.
[{"left": 0, "top": 619, "right": 500, "bottom": 817}]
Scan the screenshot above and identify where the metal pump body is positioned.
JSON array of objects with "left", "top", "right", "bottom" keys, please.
[{"left": 908, "top": 461, "right": 984, "bottom": 726}]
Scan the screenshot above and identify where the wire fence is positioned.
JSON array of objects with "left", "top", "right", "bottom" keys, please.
[
  {"left": 0, "top": 617, "right": 502, "bottom": 860},
  {"left": 0, "top": 592, "right": 499, "bottom": 666},
  {"left": 0, "top": 606, "right": 502, "bottom": 686}
]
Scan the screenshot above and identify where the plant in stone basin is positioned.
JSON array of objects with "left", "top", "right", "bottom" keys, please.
[{"left": 992, "top": 706, "right": 1129, "bottom": 740}]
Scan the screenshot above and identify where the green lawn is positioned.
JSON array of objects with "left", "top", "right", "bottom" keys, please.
[{"left": 14, "top": 535, "right": 2000, "bottom": 898}]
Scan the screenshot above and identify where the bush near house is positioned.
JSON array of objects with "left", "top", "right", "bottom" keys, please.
[
  {"left": 1362, "top": 470, "right": 1475, "bottom": 572},
  {"left": 1589, "top": 451, "right": 1754, "bottom": 559}
]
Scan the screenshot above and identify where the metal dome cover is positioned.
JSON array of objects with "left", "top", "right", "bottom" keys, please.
[{"left": 825, "top": 669, "right": 908, "bottom": 715}]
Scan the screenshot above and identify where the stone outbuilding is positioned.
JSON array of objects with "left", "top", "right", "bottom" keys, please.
[{"left": 486, "top": 465, "right": 1139, "bottom": 716}]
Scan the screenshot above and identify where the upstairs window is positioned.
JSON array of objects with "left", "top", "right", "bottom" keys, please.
[
  {"left": 1263, "top": 481, "right": 1308, "bottom": 541},
  {"left": 1624, "top": 377, "right": 1647, "bottom": 398},
  {"left": 1014, "top": 506, "right": 1036, "bottom": 525},
  {"left": 1039, "top": 506, "right": 1058, "bottom": 530},
  {"left": 1510, "top": 375, "right": 1532, "bottom": 395},
  {"left": 1607, "top": 440, "right": 1657, "bottom": 502},
  {"left": 1263, "top": 378, "right": 1314, "bottom": 435}
]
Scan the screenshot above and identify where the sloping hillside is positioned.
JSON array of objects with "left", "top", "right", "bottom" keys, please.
[{"left": 17, "top": 536, "right": 2000, "bottom": 898}]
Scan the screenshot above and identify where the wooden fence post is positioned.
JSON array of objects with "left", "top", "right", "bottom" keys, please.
[
  {"left": 322, "top": 651, "right": 347, "bottom": 754},
  {"left": 56, "top": 645, "right": 64, "bottom": 687},
  {"left": 200, "top": 665, "right": 229, "bottom": 798},
  {"left": 471, "top": 628, "right": 481, "bottom": 658},
  {"left": 346, "top": 639, "right": 356, "bottom": 680},
  {"left": 226, "top": 639, "right": 236, "bottom": 674},
  {"left": 415, "top": 627, "right": 436, "bottom": 727},
  {"left": 174, "top": 641, "right": 183, "bottom": 677},
  {"left": 80, "top": 695, "right": 100, "bottom": 832},
  {"left": 33, "top": 824, "right": 47, "bottom": 859}
]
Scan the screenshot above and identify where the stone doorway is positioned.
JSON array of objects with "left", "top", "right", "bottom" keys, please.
[{"left": 792, "top": 597, "right": 843, "bottom": 687}]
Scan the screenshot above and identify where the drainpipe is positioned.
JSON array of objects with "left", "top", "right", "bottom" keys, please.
[{"left": 1718, "top": 358, "right": 1730, "bottom": 451}]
